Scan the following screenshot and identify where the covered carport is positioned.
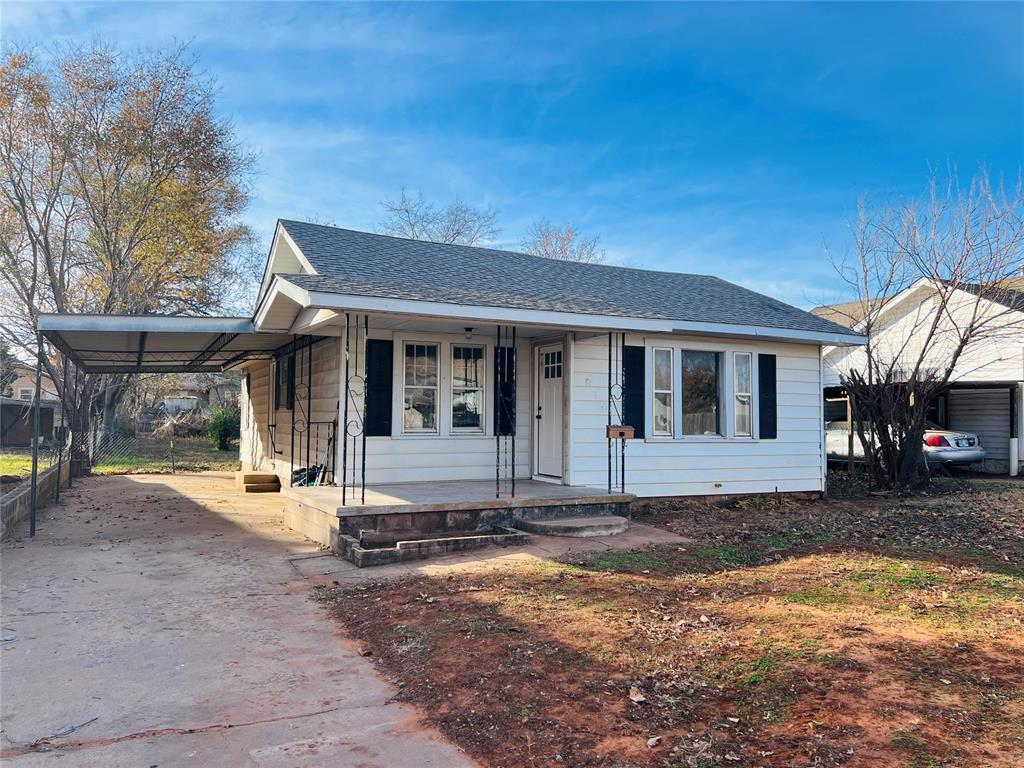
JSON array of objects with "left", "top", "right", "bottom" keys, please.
[{"left": 26, "top": 314, "right": 296, "bottom": 535}]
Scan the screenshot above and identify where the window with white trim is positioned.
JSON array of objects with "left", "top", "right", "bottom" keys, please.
[
  {"left": 681, "top": 350, "right": 720, "bottom": 435},
  {"left": 451, "top": 345, "right": 484, "bottom": 432},
  {"left": 403, "top": 343, "right": 439, "bottom": 432},
  {"left": 652, "top": 347, "right": 673, "bottom": 436},
  {"left": 17, "top": 387, "right": 32, "bottom": 400},
  {"left": 733, "top": 351, "right": 752, "bottom": 437}
]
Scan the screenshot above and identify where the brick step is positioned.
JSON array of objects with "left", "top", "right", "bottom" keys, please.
[{"left": 242, "top": 482, "right": 281, "bottom": 494}]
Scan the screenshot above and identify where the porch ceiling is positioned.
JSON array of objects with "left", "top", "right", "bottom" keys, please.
[{"left": 37, "top": 314, "right": 296, "bottom": 374}]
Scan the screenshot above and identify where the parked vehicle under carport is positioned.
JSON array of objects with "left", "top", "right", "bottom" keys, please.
[{"left": 826, "top": 421, "right": 986, "bottom": 471}]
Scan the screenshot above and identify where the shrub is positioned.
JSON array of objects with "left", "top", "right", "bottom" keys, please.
[{"left": 206, "top": 405, "right": 240, "bottom": 451}]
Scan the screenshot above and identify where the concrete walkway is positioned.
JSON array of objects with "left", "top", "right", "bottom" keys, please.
[{"left": 0, "top": 472, "right": 475, "bottom": 768}]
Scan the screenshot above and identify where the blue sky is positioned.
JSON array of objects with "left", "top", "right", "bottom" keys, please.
[{"left": 5, "top": 1, "right": 1022, "bottom": 308}]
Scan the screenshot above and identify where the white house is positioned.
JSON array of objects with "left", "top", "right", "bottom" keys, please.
[
  {"left": 237, "top": 220, "right": 863, "bottom": 498},
  {"left": 814, "top": 278, "right": 1024, "bottom": 474}
]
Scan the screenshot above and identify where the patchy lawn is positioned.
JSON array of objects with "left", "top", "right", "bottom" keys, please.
[
  {"left": 315, "top": 479, "right": 1024, "bottom": 768},
  {"left": 0, "top": 448, "right": 56, "bottom": 493},
  {"left": 90, "top": 435, "right": 239, "bottom": 475}
]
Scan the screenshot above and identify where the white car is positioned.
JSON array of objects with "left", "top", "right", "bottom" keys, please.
[{"left": 825, "top": 421, "right": 986, "bottom": 468}]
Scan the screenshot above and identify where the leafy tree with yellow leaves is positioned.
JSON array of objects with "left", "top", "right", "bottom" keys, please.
[{"left": 0, "top": 41, "right": 257, "bottom": 435}]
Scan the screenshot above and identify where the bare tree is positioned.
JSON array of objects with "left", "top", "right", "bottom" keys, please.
[
  {"left": 0, "top": 42, "right": 255, "bottom": 436},
  {"left": 379, "top": 189, "right": 499, "bottom": 246},
  {"left": 829, "top": 170, "right": 1024, "bottom": 490},
  {"left": 521, "top": 219, "right": 605, "bottom": 264}
]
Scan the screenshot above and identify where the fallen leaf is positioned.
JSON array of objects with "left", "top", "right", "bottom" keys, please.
[
  {"left": 629, "top": 685, "right": 647, "bottom": 703},
  {"left": 646, "top": 736, "right": 661, "bottom": 748}
]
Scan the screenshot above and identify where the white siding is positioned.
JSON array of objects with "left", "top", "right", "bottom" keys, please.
[
  {"left": 239, "top": 360, "right": 272, "bottom": 472},
  {"left": 343, "top": 331, "right": 532, "bottom": 485},
  {"left": 240, "top": 339, "right": 341, "bottom": 484},
  {"left": 948, "top": 388, "right": 1012, "bottom": 472},
  {"left": 823, "top": 285, "right": 1024, "bottom": 387},
  {"left": 569, "top": 333, "right": 825, "bottom": 497}
]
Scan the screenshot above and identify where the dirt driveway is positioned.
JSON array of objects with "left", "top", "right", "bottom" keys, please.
[{"left": 0, "top": 472, "right": 474, "bottom": 768}]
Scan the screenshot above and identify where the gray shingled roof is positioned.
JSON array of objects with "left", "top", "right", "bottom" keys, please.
[{"left": 278, "top": 219, "right": 859, "bottom": 336}]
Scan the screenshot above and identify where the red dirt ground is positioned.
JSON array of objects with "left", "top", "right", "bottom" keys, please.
[{"left": 316, "top": 479, "right": 1024, "bottom": 768}]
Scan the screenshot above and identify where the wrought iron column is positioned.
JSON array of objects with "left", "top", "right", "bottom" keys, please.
[
  {"left": 29, "top": 332, "right": 43, "bottom": 537},
  {"left": 606, "top": 332, "right": 626, "bottom": 494},
  {"left": 305, "top": 340, "right": 313, "bottom": 481},
  {"left": 511, "top": 326, "right": 516, "bottom": 499},
  {"left": 361, "top": 315, "right": 368, "bottom": 504},
  {"left": 290, "top": 335, "right": 297, "bottom": 487},
  {"left": 341, "top": 314, "right": 350, "bottom": 506}
]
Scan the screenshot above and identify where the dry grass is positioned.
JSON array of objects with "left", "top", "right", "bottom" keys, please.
[{"left": 316, "top": 481, "right": 1024, "bottom": 768}]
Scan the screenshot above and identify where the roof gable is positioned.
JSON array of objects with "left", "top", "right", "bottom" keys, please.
[{"left": 277, "top": 219, "right": 855, "bottom": 337}]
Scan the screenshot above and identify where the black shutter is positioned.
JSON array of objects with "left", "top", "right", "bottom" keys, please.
[
  {"left": 364, "top": 340, "right": 393, "bottom": 437},
  {"left": 286, "top": 354, "right": 296, "bottom": 410},
  {"left": 273, "top": 361, "right": 281, "bottom": 411},
  {"left": 622, "top": 345, "right": 645, "bottom": 439},
  {"left": 758, "top": 353, "right": 777, "bottom": 440},
  {"left": 494, "top": 346, "right": 516, "bottom": 436}
]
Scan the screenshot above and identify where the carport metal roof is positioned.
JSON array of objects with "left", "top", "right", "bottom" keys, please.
[{"left": 37, "top": 314, "right": 296, "bottom": 374}]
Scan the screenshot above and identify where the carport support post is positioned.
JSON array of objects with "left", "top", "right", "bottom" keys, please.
[
  {"left": 54, "top": 356, "right": 68, "bottom": 504},
  {"left": 1011, "top": 383, "right": 1020, "bottom": 478},
  {"left": 69, "top": 366, "right": 79, "bottom": 488},
  {"left": 29, "top": 332, "right": 44, "bottom": 537}
]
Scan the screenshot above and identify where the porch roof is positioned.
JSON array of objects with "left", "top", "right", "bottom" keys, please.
[{"left": 37, "top": 314, "right": 295, "bottom": 374}]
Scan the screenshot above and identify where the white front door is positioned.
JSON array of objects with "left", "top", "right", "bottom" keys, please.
[{"left": 535, "top": 343, "right": 564, "bottom": 478}]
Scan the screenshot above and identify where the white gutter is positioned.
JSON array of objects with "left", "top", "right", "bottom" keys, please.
[
  {"left": 257, "top": 278, "right": 866, "bottom": 347},
  {"left": 37, "top": 314, "right": 256, "bottom": 334}
]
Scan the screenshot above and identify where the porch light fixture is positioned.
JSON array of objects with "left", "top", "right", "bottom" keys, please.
[{"left": 464, "top": 327, "right": 473, "bottom": 339}]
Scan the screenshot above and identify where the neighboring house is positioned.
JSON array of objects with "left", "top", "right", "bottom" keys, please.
[
  {"left": 9, "top": 362, "right": 58, "bottom": 402},
  {"left": 2, "top": 362, "right": 60, "bottom": 447},
  {"left": 233, "top": 220, "right": 863, "bottom": 497},
  {"left": 813, "top": 277, "right": 1024, "bottom": 474}
]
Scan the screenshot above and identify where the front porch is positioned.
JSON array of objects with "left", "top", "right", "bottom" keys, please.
[{"left": 280, "top": 479, "right": 635, "bottom": 566}]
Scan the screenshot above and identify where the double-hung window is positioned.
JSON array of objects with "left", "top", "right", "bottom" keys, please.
[
  {"left": 451, "top": 345, "right": 484, "bottom": 432},
  {"left": 652, "top": 348, "right": 673, "bottom": 436},
  {"left": 681, "top": 350, "right": 720, "bottom": 436},
  {"left": 403, "top": 343, "right": 439, "bottom": 432},
  {"left": 733, "top": 352, "right": 752, "bottom": 437}
]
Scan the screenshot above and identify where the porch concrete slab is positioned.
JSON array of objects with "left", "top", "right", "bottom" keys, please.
[
  {"left": 0, "top": 472, "right": 475, "bottom": 768},
  {"left": 283, "top": 478, "right": 633, "bottom": 515}
]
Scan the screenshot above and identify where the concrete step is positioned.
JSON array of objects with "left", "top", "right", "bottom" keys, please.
[
  {"left": 511, "top": 515, "right": 629, "bottom": 538},
  {"left": 242, "top": 482, "right": 281, "bottom": 494},
  {"left": 236, "top": 471, "right": 279, "bottom": 488}
]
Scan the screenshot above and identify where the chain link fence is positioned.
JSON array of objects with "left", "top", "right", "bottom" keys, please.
[{"left": 84, "top": 414, "right": 239, "bottom": 476}]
